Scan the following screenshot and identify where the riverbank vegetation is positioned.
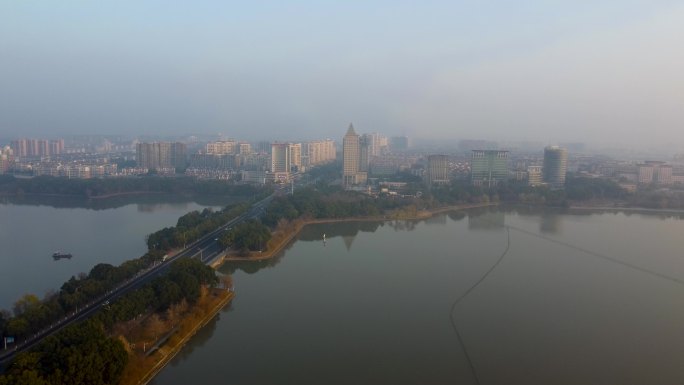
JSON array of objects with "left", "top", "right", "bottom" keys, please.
[
  {"left": 116, "top": 288, "right": 232, "bottom": 385},
  {"left": 0, "top": 201, "right": 247, "bottom": 344},
  {"left": 220, "top": 186, "right": 429, "bottom": 260},
  {"left": 222, "top": 176, "right": 631, "bottom": 261},
  {"left": 0, "top": 249, "right": 164, "bottom": 343},
  {"left": 0, "top": 259, "right": 218, "bottom": 385},
  {"left": 262, "top": 185, "right": 413, "bottom": 227},
  {"left": 425, "top": 175, "right": 627, "bottom": 208},
  {"left": 218, "top": 220, "right": 271, "bottom": 254},
  {"left": 624, "top": 188, "right": 684, "bottom": 209},
  {"left": 0, "top": 194, "right": 256, "bottom": 377}
]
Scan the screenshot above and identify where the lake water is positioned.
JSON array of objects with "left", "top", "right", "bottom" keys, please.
[
  {"left": 0, "top": 196, "right": 233, "bottom": 310},
  {"left": 151, "top": 207, "right": 684, "bottom": 385}
]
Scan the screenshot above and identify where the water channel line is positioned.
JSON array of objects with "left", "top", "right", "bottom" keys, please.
[
  {"left": 448, "top": 212, "right": 684, "bottom": 385},
  {"left": 449, "top": 226, "right": 511, "bottom": 385}
]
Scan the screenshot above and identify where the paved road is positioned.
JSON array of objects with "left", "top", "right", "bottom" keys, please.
[{"left": 0, "top": 192, "right": 277, "bottom": 365}]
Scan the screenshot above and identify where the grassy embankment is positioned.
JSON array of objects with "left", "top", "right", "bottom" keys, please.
[{"left": 116, "top": 287, "right": 234, "bottom": 385}]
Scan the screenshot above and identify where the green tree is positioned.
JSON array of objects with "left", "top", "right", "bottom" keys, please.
[
  {"left": 220, "top": 220, "right": 272, "bottom": 253},
  {"left": 12, "top": 295, "right": 41, "bottom": 317}
]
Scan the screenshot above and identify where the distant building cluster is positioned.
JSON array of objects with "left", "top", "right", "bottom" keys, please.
[
  {"left": 136, "top": 142, "right": 187, "bottom": 170},
  {"left": 594, "top": 160, "right": 684, "bottom": 187},
  {"left": 6, "top": 130, "right": 684, "bottom": 195},
  {"left": 13, "top": 161, "right": 118, "bottom": 178},
  {"left": 638, "top": 161, "right": 672, "bottom": 185},
  {"left": 342, "top": 124, "right": 413, "bottom": 187},
  {"left": 338, "top": 123, "right": 575, "bottom": 192},
  {"left": 489, "top": 146, "right": 568, "bottom": 189},
  {"left": 10, "top": 138, "right": 65, "bottom": 158},
  {"left": 131, "top": 137, "right": 338, "bottom": 183},
  {"left": 302, "top": 140, "right": 336, "bottom": 169}
]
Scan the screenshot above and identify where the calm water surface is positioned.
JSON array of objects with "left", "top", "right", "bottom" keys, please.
[
  {"left": 0, "top": 199, "right": 227, "bottom": 309},
  {"left": 152, "top": 207, "right": 684, "bottom": 385}
]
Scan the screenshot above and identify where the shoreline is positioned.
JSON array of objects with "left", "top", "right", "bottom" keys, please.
[
  {"left": 567, "top": 205, "right": 684, "bottom": 215},
  {"left": 110, "top": 200, "right": 684, "bottom": 384},
  {"left": 0, "top": 191, "right": 241, "bottom": 200},
  {"left": 0, "top": 191, "right": 167, "bottom": 199},
  {"left": 127, "top": 290, "right": 235, "bottom": 385},
  {"left": 222, "top": 202, "right": 498, "bottom": 263},
  {"left": 221, "top": 201, "right": 684, "bottom": 265}
]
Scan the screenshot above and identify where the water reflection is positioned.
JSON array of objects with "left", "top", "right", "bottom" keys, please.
[
  {"left": 137, "top": 202, "right": 194, "bottom": 213},
  {"left": 0, "top": 200, "right": 224, "bottom": 308},
  {"left": 447, "top": 211, "right": 467, "bottom": 222},
  {"left": 220, "top": 253, "right": 285, "bottom": 276},
  {"left": 539, "top": 213, "right": 562, "bottom": 234},
  {"left": 168, "top": 309, "right": 225, "bottom": 367},
  {"left": 387, "top": 220, "right": 417, "bottom": 232},
  {"left": 424, "top": 213, "right": 447, "bottom": 225},
  {"left": 467, "top": 208, "right": 505, "bottom": 231},
  {"left": 155, "top": 208, "right": 684, "bottom": 385},
  {"left": 298, "top": 221, "right": 384, "bottom": 242}
]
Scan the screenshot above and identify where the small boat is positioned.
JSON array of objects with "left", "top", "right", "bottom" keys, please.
[{"left": 52, "top": 251, "right": 72, "bottom": 260}]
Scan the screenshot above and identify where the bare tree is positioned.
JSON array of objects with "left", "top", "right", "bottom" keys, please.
[
  {"left": 144, "top": 313, "right": 165, "bottom": 340},
  {"left": 220, "top": 274, "right": 234, "bottom": 291}
]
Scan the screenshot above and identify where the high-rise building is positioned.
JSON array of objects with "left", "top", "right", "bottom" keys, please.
[
  {"left": 207, "top": 140, "right": 237, "bottom": 155},
  {"left": 638, "top": 161, "right": 672, "bottom": 185},
  {"left": 471, "top": 150, "right": 509, "bottom": 187},
  {"left": 171, "top": 142, "right": 186, "bottom": 168},
  {"left": 27, "top": 139, "right": 39, "bottom": 157},
  {"left": 10, "top": 138, "right": 65, "bottom": 158},
  {"left": 238, "top": 142, "right": 252, "bottom": 155},
  {"left": 305, "top": 139, "right": 336, "bottom": 166},
  {"left": 136, "top": 142, "right": 186, "bottom": 170},
  {"left": 38, "top": 140, "right": 50, "bottom": 157},
  {"left": 658, "top": 165, "right": 673, "bottom": 185},
  {"left": 10, "top": 139, "right": 28, "bottom": 158},
  {"left": 362, "top": 133, "right": 385, "bottom": 157},
  {"left": 543, "top": 146, "right": 568, "bottom": 187},
  {"left": 271, "top": 143, "right": 291, "bottom": 173},
  {"left": 289, "top": 143, "right": 302, "bottom": 172},
  {"left": 0, "top": 146, "right": 14, "bottom": 174},
  {"left": 527, "top": 165, "right": 543, "bottom": 186},
  {"left": 49, "top": 139, "right": 65, "bottom": 155},
  {"left": 343, "top": 124, "right": 367, "bottom": 186},
  {"left": 359, "top": 135, "right": 371, "bottom": 173},
  {"left": 427, "top": 155, "right": 450, "bottom": 185},
  {"left": 189, "top": 154, "right": 240, "bottom": 170}
]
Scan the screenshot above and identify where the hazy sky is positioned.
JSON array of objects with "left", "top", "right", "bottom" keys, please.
[{"left": 1, "top": 1, "right": 683, "bottom": 147}]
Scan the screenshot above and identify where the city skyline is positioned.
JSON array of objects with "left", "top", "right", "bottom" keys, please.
[
  {"left": 1, "top": 2, "right": 684, "bottom": 149},
  {"left": 4, "top": 2, "right": 684, "bottom": 383}
]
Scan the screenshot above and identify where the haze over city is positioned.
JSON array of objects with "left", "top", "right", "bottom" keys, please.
[
  {"left": 7, "top": 2, "right": 684, "bottom": 385},
  {"left": 1, "top": 1, "right": 683, "bottom": 149}
]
